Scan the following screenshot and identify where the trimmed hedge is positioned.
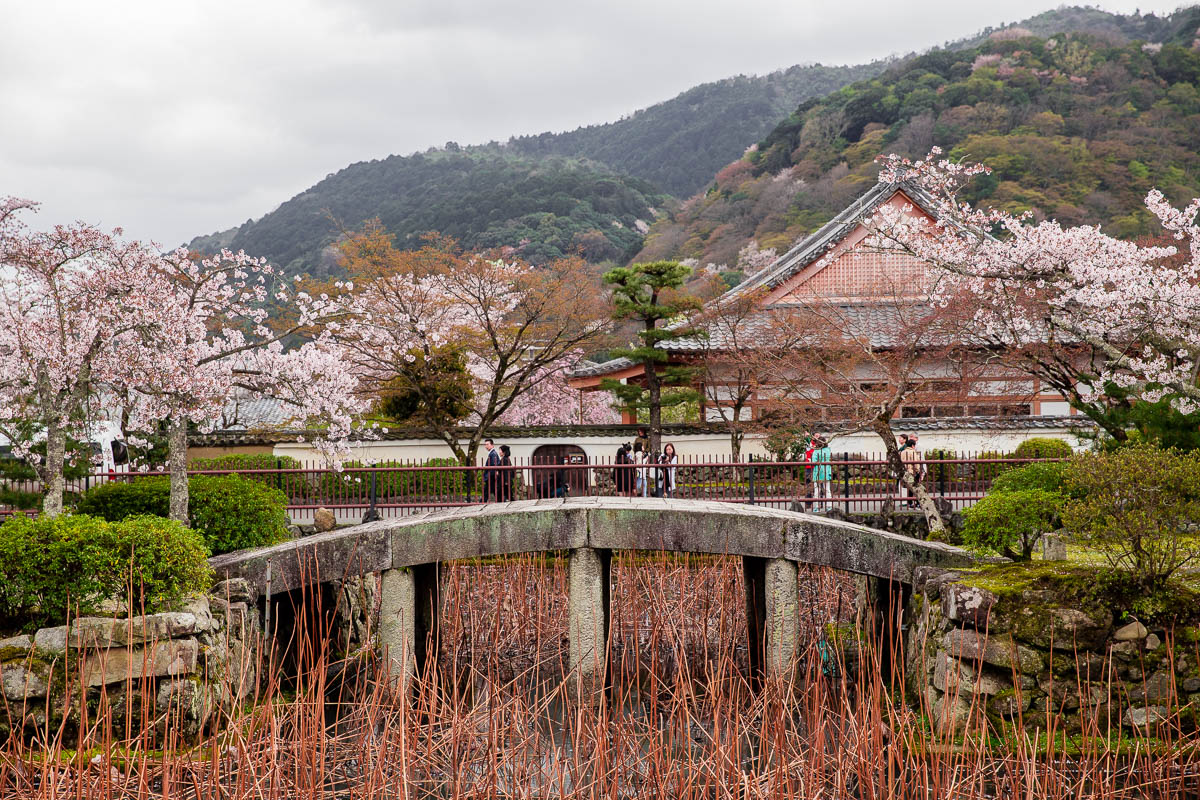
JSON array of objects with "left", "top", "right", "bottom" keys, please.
[
  {"left": 189, "top": 453, "right": 310, "bottom": 499},
  {"left": 972, "top": 450, "right": 1014, "bottom": 482},
  {"left": 990, "top": 461, "right": 1069, "bottom": 495},
  {"left": 962, "top": 488, "right": 1064, "bottom": 561},
  {"left": 0, "top": 514, "right": 212, "bottom": 631},
  {"left": 76, "top": 475, "right": 290, "bottom": 555},
  {"left": 318, "top": 458, "right": 467, "bottom": 502},
  {"left": 1013, "top": 437, "right": 1073, "bottom": 460}
]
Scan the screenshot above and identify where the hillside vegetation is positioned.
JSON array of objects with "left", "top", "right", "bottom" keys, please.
[
  {"left": 190, "top": 151, "right": 669, "bottom": 278},
  {"left": 507, "top": 63, "right": 887, "bottom": 198},
  {"left": 636, "top": 9, "right": 1200, "bottom": 270}
]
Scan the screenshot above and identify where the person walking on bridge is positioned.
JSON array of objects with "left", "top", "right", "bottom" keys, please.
[
  {"left": 811, "top": 435, "right": 833, "bottom": 513},
  {"left": 482, "top": 438, "right": 501, "bottom": 502}
]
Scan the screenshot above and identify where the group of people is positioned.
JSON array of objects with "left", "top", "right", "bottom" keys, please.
[
  {"left": 481, "top": 438, "right": 580, "bottom": 502},
  {"left": 612, "top": 428, "right": 679, "bottom": 498}
]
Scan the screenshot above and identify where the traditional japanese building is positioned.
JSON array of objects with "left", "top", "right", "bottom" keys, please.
[{"left": 568, "top": 181, "right": 1082, "bottom": 430}]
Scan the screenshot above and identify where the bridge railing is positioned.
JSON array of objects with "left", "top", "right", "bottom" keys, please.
[{"left": 0, "top": 452, "right": 1064, "bottom": 521}]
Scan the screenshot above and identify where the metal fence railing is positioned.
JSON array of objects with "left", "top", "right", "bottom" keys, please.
[{"left": 0, "top": 452, "right": 1060, "bottom": 522}]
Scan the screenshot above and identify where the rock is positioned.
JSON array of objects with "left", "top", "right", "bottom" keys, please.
[
  {"left": 67, "top": 612, "right": 203, "bottom": 648},
  {"left": 941, "top": 583, "right": 999, "bottom": 629},
  {"left": 155, "top": 678, "right": 215, "bottom": 740},
  {"left": 313, "top": 507, "right": 336, "bottom": 533},
  {"left": 932, "top": 692, "right": 975, "bottom": 733},
  {"left": 80, "top": 638, "right": 199, "bottom": 687},
  {"left": 989, "top": 689, "right": 1031, "bottom": 717},
  {"left": 1123, "top": 705, "right": 1170, "bottom": 728},
  {"left": 942, "top": 628, "right": 1043, "bottom": 674},
  {"left": 1182, "top": 677, "right": 1200, "bottom": 693},
  {"left": 2, "top": 664, "right": 48, "bottom": 701},
  {"left": 912, "top": 567, "right": 959, "bottom": 595},
  {"left": 1041, "top": 534, "right": 1067, "bottom": 561},
  {"left": 1113, "top": 621, "right": 1148, "bottom": 642},
  {"left": 211, "top": 578, "right": 255, "bottom": 604},
  {"left": 933, "top": 650, "right": 1010, "bottom": 696},
  {"left": 1037, "top": 676, "right": 1105, "bottom": 711},
  {"left": 1145, "top": 633, "right": 1162, "bottom": 651},
  {"left": 0, "top": 634, "right": 33, "bottom": 660},
  {"left": 1111, "top": 641, "right": 1140, "bottom": 662},
  {"left": 1026, "top": 607, "right": 1113, "bottom": 651},
  {"left": 1137, "top": 670, "right": 1176, "bottom": 704},
  {"left": 33, "top": 626, "right": 67, "bottom": 655}
]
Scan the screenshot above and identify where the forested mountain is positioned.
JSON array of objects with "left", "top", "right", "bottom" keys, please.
[
  {"left": 190, "top": 151, "right": 669, "bottom": 278},
  {"left": 635, "top": 8, "right": 1200, "bottom": 271},
  {"left": 189, "top": 6, "right": 1200, "bottom": 280},
  {"left": 506, "top": 63, "right": 887, "bottom": 198}
]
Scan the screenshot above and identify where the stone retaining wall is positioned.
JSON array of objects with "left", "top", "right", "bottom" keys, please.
[
  {"left": 1, "top": 579, "right": 261, "bottom": 742},
  {"left": 906, "top": 567, "right": 1200, "bottom": 733}
]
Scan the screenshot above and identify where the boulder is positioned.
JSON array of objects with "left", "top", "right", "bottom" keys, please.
[
  {"left": 1025, "top": 606, "right": 1112, "bottom": 651},
  {"left": 933, "top": 650, "right": 1010, "bottom": 696},
  {"left": 0, "top": 635, "right": 32, "bottom": 660},
  {"left": 942, "top": 628, "right": 1043, "bottom": 674},
  {"left": 941, "top": 584, "right": 999, "bottom": 629},
  {"left": 32, "top": 626, "right": 67, "bottom": 655},
  {"left": 68, "top": 612, "right": 203, "bottom": 648},
  {"left": 1136, "top": 670, "right": 1176, "bottom": 704},
  {"left": 1144, "top": 633, "right": 1162, "bottom": 651},
  {"left": 211, "top": 578, "right": 255, "bottom": 604},
  {"left": 2, "top": 663, "right": 48, "bottom": 701},
  {"left": 1041, "top": 534, "right": 1067, "bottom": 561},
  {"left": 1113, "top": 621, "right": 1147, "bottom": 642},
  {"left": 1123, "top": 705, "right": 1170, "bottom": 728},
  {"left": 313, "top": 507, "right": 337, "bottom": 533},
  {"left": 155, "top": 678, "right": 215, "bottom": 740},
  {"left": 989, "top": 689, "right": 1031, "bottom": 717},
  {"left": 79, "top": 638, "right": 198, "bottom": 687},
  {"left": 931, "top": 691, "right": 975, "bottom": 733}
]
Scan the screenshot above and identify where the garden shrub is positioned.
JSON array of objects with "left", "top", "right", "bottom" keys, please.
[
  {"left": 1062, "top": 444, "right": 1200, "bottom": 590},
  {"left": 922, "top": 447, "right": 955, "bottom": 486},
  {"left": 189, "top": 453, "right": 310, "bottom": 499},
  {"left": 76, "top": 475, "right": 289, "bottom": 555},
  {"left": 319, "top": 458, "right": 467, "bottom": 502},
  {"left": 972, "top": 450, "right": 1014, "bottom": 482},
  {"left": 1013, "top": 437, "right": 1073, "bottom": 460},
  {"left": 989, "top": 460, "right": 1069, "bottom": 495},
  {"left": 0, "top": 513, "right": 212, "bottom": 631},
  {"left": 962, "top": 488, "right": 1064, "bottom": 561}
]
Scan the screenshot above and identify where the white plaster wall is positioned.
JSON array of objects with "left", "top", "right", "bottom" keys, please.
[{"left": 273, "top": 423, "right": 1088, "bottom": 466}]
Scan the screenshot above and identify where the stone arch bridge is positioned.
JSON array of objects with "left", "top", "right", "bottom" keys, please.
[{"left": 210, "top": 497, "right": 977, "bottom": 697}]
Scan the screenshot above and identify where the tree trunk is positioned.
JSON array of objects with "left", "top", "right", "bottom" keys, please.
[
  {"left": 872, "top": 418, "right": 946, "bottom": 538},
  {"left": 41, "top": 420, "right": 66, "bottom": 517},
  {"left": 730, "top": 430, "right": 742, "bottom": 463},
  {"left": 646, "top": 367, "right": 662, "bottom": 456},
  {"left": 168, "top": 417, "right": 190, "bottom": 523}
]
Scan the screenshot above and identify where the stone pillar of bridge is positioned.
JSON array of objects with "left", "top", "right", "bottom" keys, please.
[
  {"left": 378, "top": 563, "right": 440, "bottom": 693},
  {"left": 744, "top": 556, "right": 800, "bottom": 685},
  {"left": 568, "top": 547, "right": 611, "bottom": 704}
]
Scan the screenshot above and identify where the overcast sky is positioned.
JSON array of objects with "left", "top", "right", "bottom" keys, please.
[{"left": 0, "top": 0, "right": 1183, "bottom": 247}]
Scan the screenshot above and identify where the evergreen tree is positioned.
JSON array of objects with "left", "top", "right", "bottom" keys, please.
[{"left": 601, "top": 261, "right": 704, "bottom": 454}]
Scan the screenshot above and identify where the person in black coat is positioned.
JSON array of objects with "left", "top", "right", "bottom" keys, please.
[
  {"left": 482, "top": 438, "right": 501, "bottom": 502},
  {"left": 499, "top": 444, "right": 514, "bottom": 501}
]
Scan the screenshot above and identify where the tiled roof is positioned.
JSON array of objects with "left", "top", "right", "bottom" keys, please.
[
  {"left": 570, "top": 180, "right": 946, "bottom": 379},
  {"left": 189, "top": 416, "right": 1094, "bottom": 448}
]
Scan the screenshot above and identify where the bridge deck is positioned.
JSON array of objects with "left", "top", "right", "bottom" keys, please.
[{"left": 209, "top": 497, "right": 976, "bottom": 596}]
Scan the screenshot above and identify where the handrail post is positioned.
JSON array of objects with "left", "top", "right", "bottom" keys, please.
[
  {"left": 747, "top": 464, "right": 756, "bottom": 506},
  {"left": 842, "top": 453, "right": 850, "bottom": 514}
]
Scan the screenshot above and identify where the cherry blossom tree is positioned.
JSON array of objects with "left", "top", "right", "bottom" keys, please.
[
  {"left": 867, "top": 148, "right": 1200, "bottom": 442},
  {"left": 0, "top": 198, "right": 193, "bottom": 515},
  {"left": 129, "top": 248, "right": 367, "bottom": 522},
  {"left": 333, "top": 226, "right": 610, "bottom": 466},
  {"left": 495, "top": 355, "right": 618, "bottom": 427}
]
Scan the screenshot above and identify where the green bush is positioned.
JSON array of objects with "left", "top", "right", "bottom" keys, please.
[
  {"left": 189, "top": 453, "right": 310, "bottom": 498},
  {"left": 0, "top": 514, "right": 212, "bottom": 631},
  {"left": 990, "top": 461, "right": 1069, "bottom": 495},
  {"left": 922, "top": 448, "right": 955, "bottom": 485},
  {"left": 1063, "top": 444, "right": 1200, "bottom": 590},
  {"left": 962, "top": 489, "right": 1064, "bottom": 561},
  {"left": 1013, "top": 437, "right": 1073, "bottom": 460},
  {"left": 972, "top": 450, "right": 1014, "bottom": 482},
  {"left": 0, "top": 487, "right": 42, "bottom": 509},
  {"left": 76, "top": 475, "right": 290, "bottom": 555},
  {"left": 318, "top": 459, "right": 467, "bottom": 502}
]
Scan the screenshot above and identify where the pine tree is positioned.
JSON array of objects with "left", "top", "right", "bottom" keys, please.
[{"left": 601, "top": 261, "right": 705, "bottom": 454}]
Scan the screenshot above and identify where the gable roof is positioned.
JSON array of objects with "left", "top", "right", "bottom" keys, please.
[
  {"left": 568, "top": 180, "right": 946, "bottom": 382},
  {"left": 722, "top": 179, "right": 942, "bottom": 303}
]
